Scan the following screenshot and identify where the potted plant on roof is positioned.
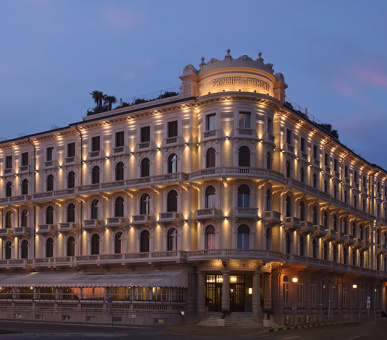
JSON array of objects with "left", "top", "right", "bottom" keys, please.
[{"left": 217, "top": 309, "right": 231, "bottom": 327}]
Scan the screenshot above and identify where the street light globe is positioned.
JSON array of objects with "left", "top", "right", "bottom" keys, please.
[
  {"left": 352, "top": 284, "right": 358, "bottom": 289},
  {"left": 292, "top": 277, "right": 298, "bottom": 283}
]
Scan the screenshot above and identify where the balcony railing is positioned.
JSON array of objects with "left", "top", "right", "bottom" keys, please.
[
  {"left": 344, "top": 234, "right": 354, "bottom": 245},
  {"left": 0, "top": 228, "right": 13, "bottom": 238},
  {"left": 236, "top": 128, "right": 255, "bottom": 138},
  {"left": 264, "top": 210, "right": 281, "bottom": 226},
  {"left": 353, "top": 238, "right": 363, "bottom": 248},
  {"left": 112, "top": 146, "right": 128, "bottom": 155},
  {"left": 83, "top": 219, "right": 102, "bottom": 230},
  {"left": 300, "top": 221, "right": 314, "bottom": 234},
  {"left": 158, "top": 212, "right": 180, "bottom": 224},
  {"left": 283, "top": 216, "right": 300, "bottom": 230},
  {"left": 19, "top": 165, "right": 30, "bottom": 173},
  {"left": 202, "top": 129, "right": 220, "bottom": 141},
  {"left": 195, "top": 209, "right": 219, "bottom": 221},
  {"left": 164, "top": 136, "right": 182, "bottom": 147},
  {"left": 131, "top": 215, "right": 152, "bottom": 226},
  {"left": 234, "top": 207, "right": 259, "bottom": 219},
  {"left": 324, "top": 229, "right": 337, "bottom": 240},
  {"left": 37, "top": 224, "right": 56, "bottom": 234},
  {"left": 137, "top": 141, "right": 153, "bottom": 151},
  {"left": 13, "top": 227, "right": 30, "bottom": 236},
  {"left": 264, "top": 132, "right": 275, "bottom": 144},
  {"left": 105, "top": 217, "right": 127, "bottom": 228},
  {"left": 59, "top": 222, "right": 78, "bottom": 233},
  {"left": 376, "top": 244, "right": 387, "bottom": 254},
  {"left": 313, "top": 225, "right": 326, "bottom": 237}
]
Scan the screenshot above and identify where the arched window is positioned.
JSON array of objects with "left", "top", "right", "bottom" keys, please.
[
  {"left": 67, "top": 236, "right": 75, "bottom": 256},
  {"left": 5, "top": 211, "right": 12, "bottom": 228},
  {"left": 91, "top": 199, "right": 99, "bottom": 219},
  {"left": 114, "top": 232, "right": 123, "bottom": 254},
  {"left": 237, "top": 224, "right": 250, "bottom": 249},
  {"left": 343, "top": 246, "right": 348, "bottom": 265},
  {"left": 91, "top": 234, "right": 100, "bottom": 255},
  {"left": 299, "top": 201, "right": 305, "bottom": 221},
  {"left": 115, "top": 162, "right": 124, "bottom": 181},
  {"left": 333, "top": 244, "right": 338, "bottom": 262},
  {"left": 332, "top": 214, "right": 337, "bottom": 231},
  {"left": 300, "top": 167, "right": 305, "bottom": 183},
  {"left": 140, "top": 194, "right": 150, "bottom": 215},
  {"left": 286, "top": 160, "right": 291, "bottom": 178},
  {"left": 300, "top": 236, "right": 305, "bottom": 256},
  {"left": 167, "top": 228, "right": 178, "bottom": 251},
  {"left": 266, "top": 189, "right": 272, "bottom": 211},
  {"left": 21, "top": 179, "right": 29, "bottom": 195},
  {"left": 21, "top": 240, "right": 28, "bottom": 259},
  {"left": 265, "top": 228, "right": 272, "bottom": 251},
  {"left": 141, "top": 158, "right": 150, "bottom": 177},
  {"left": 46, "top": 174, "right": 54, "bottom": 191},
  {"left": 205, "top": 225, "right": 215, "bottom": 250},
  {"left": 237, "top": 185, "right": 250, "bottom": 208},
  {"left": 46, "top": 238, "right": 54, "bottom": 257},
  {"left": 5, "top": 181, "right": 12, "bottom": 197},
  {"left": 168, "top": 154, "right": 177, "bottom": 174},
  {"left": 5, "top": 241, "right": 11, "bottom": 259},
  {"left": 167, "top": 190, "right": 178, "bottom": 212},
  {"left": 238, "top": 146, "right": 250, "bottom": 167},
  {"left": 323, "top": 242, "right": 328, "bottom": 260},
  {"left": 206, "top": 148, "right": 216, "bottom": 168},
  {"left": 46, "top": 206, "right": 54, "bottom": 224},
  {"left": 205, "top": 186, "right": 216, "bottom": 209},
  {"left": 67, "top": 171, "right": 75, "bottom": 189},
  {"left": 21, "top": 209, "right": 28, "bottom": 227},
  {"left": 115, "top": 196, "right": 124, "bottom": 217},
  {"left": 91, "top": 166, "right": 100, "bottom": 184},
  {"left": 266, "top": 151, "right": 272, "bottom": 170},
  {"left": 312, "top": 206, "right": 318, "bottom": 225},
  {"left": 140, "top": 230, "right": 150, "bottom": 253},
  {"left": 285, "top": 232, "right": 291, "bottom": 254},
  {"left": 312, "top": 239, "right": 318, "bottom": 258},
  {"left": 285, "top": 196, "right": 292, "bottom": 217},
  {"left": 312, "top": 173, "right": 317, "bottom": 188},
  {"left": 67, "top": 203, "right": 75, "bottom": 222}
]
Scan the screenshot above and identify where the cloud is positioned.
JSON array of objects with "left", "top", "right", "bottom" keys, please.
[{"left": 352, "top": 67, "right": 387, "bottom": 87}]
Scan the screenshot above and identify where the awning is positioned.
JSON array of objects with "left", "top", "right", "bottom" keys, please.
[{"left": 0, "top": 270, "right": 188, "bottom": 288}]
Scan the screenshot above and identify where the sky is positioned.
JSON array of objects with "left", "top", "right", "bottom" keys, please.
[{"left": 0, "top": 0, "right": 387, "bottom": 168}]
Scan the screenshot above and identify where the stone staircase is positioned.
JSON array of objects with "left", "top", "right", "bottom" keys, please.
[{"left": 197, "top": 313, "right": 264, "bottom": 328}]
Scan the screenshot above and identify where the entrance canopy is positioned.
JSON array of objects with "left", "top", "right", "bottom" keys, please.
[{"left": 0, "top": 270, "right": 188, "bottom": 288}]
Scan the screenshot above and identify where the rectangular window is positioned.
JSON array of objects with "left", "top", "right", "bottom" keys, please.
[
  {"left": 141, "top": 126, "right": 150, "bottom": 142},
  {"left": 286, "top": 128, "right": 292, "bottom": 145},
  {"left": 21, "top": 152, "right": 29, "bottom": 166},
  {"left": 5, "top": 156, "right": 12, "bottom": 169},
  {"left": 354, "top": 171, "right": 358, "bottom": 183},
  {"left": 267, "top": 118, "right": 273, "bottom": 134},
  {"left": 334, "top": 158, "right": 338, "bottom": 172},
  {"left": 46, "top": 147, "right": 54, "bottom": 161},
  {"left": 115, "top": 131, "right": 125, "bottom": 147},
  {"left": 91, "top": 136, "right": 100, "bottom": 152},
  {"left": 168, "top": 121, "right": 178, "bottom": 138},
  {"left": 313, "top": 145, "right": 318, "bottom": 159},
  {"left": 206, "top": 114, "right": 216, "bottom": 131},
  {"left": 300, "top": 137, "right": 305, "bottom": 152},
  {"left": 238, "top": 112, "right": 251, "bottom": 129},
  {"left": 67, "top": 143, "right": 76, "bottom": 157},
  {"left": 345, "top": 165, "right": 348, "bottom": 178},
  {"left": 324, "top": 153, "right": 329, "bottom": 166},
  {"left": 363, "top": 176, "right": 367, "bottom": 188}
]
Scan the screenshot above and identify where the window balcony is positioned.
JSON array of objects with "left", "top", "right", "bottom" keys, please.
[
  {"left": 14, "top": 227, "right": 30, "bottom": 237},
  {"left": 131, "top": 214, "right": 153, "bottom": 226},
  {"left": 324, "top": 229, "right": 337, "bottom": 241},
  {"left": 163, "top": 136, "right": 182, "bottom": 147},
  {"left": 300, "top": 151, "right": 308, "bottom": 161},
  {"left": 112, "top": 146, "right": 128, "bottom": 155},
  {"left": 83, "top": 219, "right": 102, "bottom": 231},
  {"left": 136, "top": 141, "right": 153, "bottom": 152},
  {"left": 353, "top": 238, "right": 363, "bottom": 248},
  {"left": 37, "top": 224, "right": 56, "bottom": 234},
  {"left": 3, "top": 168, "right": 14, "bottom": 176},
  {"left": 300, "top": 221, "right": 314, "bottom": 234},
  {"left": 105, "top": 217, "right": 127, "bottom": 229},
  {"left": 283, "top": 216, "right": 301, "bottom": 230},
  {"left": 202, "top": 129, "right": 220, "bottom": 142},
  {"left": 233, "top": 207, "right": 259, "bottom": 220},
  {"left": 89, "top": 150, "right": 103, "bottom": 159},
  {"left": 8, "top": 195, "right": 32, "bottom": 205},
  {"left": 0, "top": 228, "right": 13, "bottom": 238},
  {"left": 59, "top": 222, "right": 78, "bottom": 233},
  {"left": 361, "top": 240, "right": 370, "bottom": 250},
  {"left": 236, "top": 128, "right": 255, "bottom": 139},
  {"left": 194, "top": 208, "right": 219, "bottom": 222},
  {"left": 65, "top": 156, "right": 76, "bottom": 164},
  {"left": 44, "top": 160, "right": 57, "bottom": 169},
  {"left": 334, "top": 232, "right": 345, "bottom": 243},
  {"left": 158, "top": 212, "right": 180, "bottom": 224},
  {"left": 343, "top": 234, "right": 354, "bottom": 245},
  {"left": 313, "top": 225, "right": 326, "bottom": 237},
  {"left": 285, "top": 144, "right": 295, "bottom": 155},
  {"left": 264, "top": 132, "right": 275, "bottom": 144},
  {"left": 313, "top": 159, "right": 320, "bottom": 168},
  {"left": 376, "top": 244, "right": 387, "bottom": 254},
  {"left": 324, "top": 166, "right": 331, "bottom": 175},
  {"left": 18, "top": 165, "right": 30, "bottom": 173},
  {"left": 263, "top": 210, "right": 281, "bottom": 226}
]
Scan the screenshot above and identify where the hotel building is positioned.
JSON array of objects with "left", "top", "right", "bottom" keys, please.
[{"left": 0, "top": 50, "right": 386, "bottom": 326}]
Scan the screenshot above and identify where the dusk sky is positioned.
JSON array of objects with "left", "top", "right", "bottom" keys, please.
[{"left": 1, "top": 1, "right": 386, "bottom": 168}]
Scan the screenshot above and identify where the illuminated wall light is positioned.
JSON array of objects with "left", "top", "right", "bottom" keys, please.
[
  {"left": 105, "top": 156, "right": 109, "bottom": 160},
  {"left": 196, "top": 143, "right": 200, "bottom": 147},
  {"left": 82, "top": 160, "right": 86, "bottom": 164},
  {"left": 248, "top": 288, "right": 253, "bottom": 295},
  {"left": 352, "top": 284, "right": 358, "bottom": 289},
  {"left": 156, "top": 147, "right": 161, "bottom": 151},
  {"left": 292, "top": 277, "right": 299, "bottom": 283},
  {"left": 130, "top": 152, "right": 135, "bottom": 156},
  {"left": 185, "top": 143, "right": 189, "bottom": 147},
  {"left": 225, "top": 136, "right": 230, "bottom": 140}
]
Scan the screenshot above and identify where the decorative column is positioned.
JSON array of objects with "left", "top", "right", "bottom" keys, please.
[
  {"left": 252, "top": 270, "right": 262, "bottom": 315},
  {"left": 263, "top": 273, "right": 272, "bottom": 311},
  {"left": 222, "top": 271, "right": 230, "bottom": 310},
  {"left": 197, "top": 272, "right": 206, "bottom": 314}
]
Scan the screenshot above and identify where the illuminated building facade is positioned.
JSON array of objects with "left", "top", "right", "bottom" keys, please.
[{"left": 0, "top": 50, "right": 386, "bottom": 325}]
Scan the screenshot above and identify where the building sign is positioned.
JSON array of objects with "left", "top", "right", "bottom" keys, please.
[{"left": 212, "top": 76, "right": 271, "bottom": 91}]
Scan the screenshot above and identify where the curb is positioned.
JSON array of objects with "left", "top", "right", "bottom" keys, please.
[{"left": 266, "top": 320, "right": 355, "bottom": 333}]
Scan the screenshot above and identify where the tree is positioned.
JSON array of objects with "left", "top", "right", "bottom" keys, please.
[
  {"left": 103, "top": 95, "right": 117, "bottom": 111},
  {"left": 90, "top": 91, "right": 104, "bottom": 109}
]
